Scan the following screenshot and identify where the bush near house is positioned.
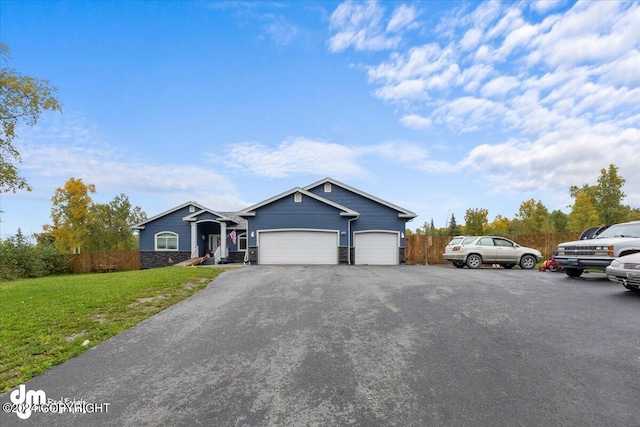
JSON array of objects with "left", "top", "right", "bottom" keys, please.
[{"left": 0, "top": 230, "right": 68, "bottom": 281}]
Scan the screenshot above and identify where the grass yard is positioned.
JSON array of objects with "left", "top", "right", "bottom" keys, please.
[{"left": 0, "top": 266, "right": 236, "bottom": 393}]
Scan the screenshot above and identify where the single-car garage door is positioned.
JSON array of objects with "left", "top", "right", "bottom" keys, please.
[
  {"left": 258, "top": 230, "right": 339, "bottom": 265},
  {"left": 355, "top": 232, "right": 399, "bottom": 265}
]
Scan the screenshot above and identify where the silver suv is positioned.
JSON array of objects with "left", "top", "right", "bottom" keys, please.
[
  {"left": 555, "top": 221, "right": 640, "bottom": 277},
  {"left": 443, "top": 236, "right": 542, "bottom": 269}
]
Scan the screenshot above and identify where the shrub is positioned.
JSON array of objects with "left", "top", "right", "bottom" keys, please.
[{"left": 0, "top": 229, "right": 69, "bottom": 280}]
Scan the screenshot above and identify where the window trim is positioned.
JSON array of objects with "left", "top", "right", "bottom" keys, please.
[
  {"left": 155, "top": 231, "right": 179, "bottom": 251},
  {"left": 238, "top": 232, "right": 247, "bottom": 252}
]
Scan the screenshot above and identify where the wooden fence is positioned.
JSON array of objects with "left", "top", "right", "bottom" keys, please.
[
  {"left": 65, "top": 233, "right": 583, "bottom": 272},
  {"left": 67, "top": 249, "right": 140, "bottom": 274},
  {"left": 405, "top": 232, "right": 581, "bottom": 265}
]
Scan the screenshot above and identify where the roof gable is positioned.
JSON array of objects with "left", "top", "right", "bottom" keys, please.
[
  {"left": 304, "top": 177, "right": 417, "bottom": 219},
  {"left": 182, "top": 208, "right": 243, "bottom": 226},
  {"left": 131, "top": 201, "right": 206, "bottom": 230},
  {"left": 239, "top": 187, "right": 359, "bottom": 217}
]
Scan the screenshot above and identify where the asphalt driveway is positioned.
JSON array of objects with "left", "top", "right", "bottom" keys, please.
[{"left": 1, "top": 266, "right": 639, "bottom": 426}]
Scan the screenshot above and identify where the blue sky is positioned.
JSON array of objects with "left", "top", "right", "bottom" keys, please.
[{"left": 1, "top": 0, "right": 639, "bottom": 239}]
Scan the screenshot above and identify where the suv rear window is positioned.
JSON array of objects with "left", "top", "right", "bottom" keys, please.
[
  {"left": 462, "top": 237, "right": 477, "bottom": 244},
  {"left": 448, "top": 237, "right": 463, "bottom": 245}
]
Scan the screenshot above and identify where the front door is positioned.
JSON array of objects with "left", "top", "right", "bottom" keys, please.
[{"left": 208, "top": 234, "right": 221, "bottom": 254}]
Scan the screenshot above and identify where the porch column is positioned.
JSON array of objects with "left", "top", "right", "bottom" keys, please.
[
  {"left": 190, "top": 222, "right": 198, "bottom": 258},
  {"left": 220, "top": 222, "right": 227, "bottom": 259}
]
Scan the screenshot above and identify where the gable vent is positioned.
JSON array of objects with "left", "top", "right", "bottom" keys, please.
[
  {"left": 294, "top": 192, "right": 302, "bottom": 203},
  {"left": 324, "top": 182, "right": 332, "bottom": 193}
]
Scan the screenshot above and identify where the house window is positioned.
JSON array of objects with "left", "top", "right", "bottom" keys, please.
[
  {"left": 294, "top": 192, "right": 302, "bottom": 203},
  {"left": 238, "top": 233, "right": 247, "bottom": 251},
  {"left": 156, "top": 232, "right": 178, "bottom": 250},
  {"left": 324, "top": 182, "right": 332, "bottom": 192}
]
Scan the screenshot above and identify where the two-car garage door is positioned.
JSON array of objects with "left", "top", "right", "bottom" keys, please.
[
  {"left": 258, "top": 230, "right": 339, "bottom": 265},
  {"left": 257, "top": 230, "right": 399, "bottom": 265}
]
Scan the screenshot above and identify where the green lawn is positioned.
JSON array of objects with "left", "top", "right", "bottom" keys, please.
[{"left": 0, "top": 266, "right": 236, "bottom": 393}]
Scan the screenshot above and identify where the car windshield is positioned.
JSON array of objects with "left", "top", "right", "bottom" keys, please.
[{"left": 596, "top": 223, "right": 640, "bottom": 238}]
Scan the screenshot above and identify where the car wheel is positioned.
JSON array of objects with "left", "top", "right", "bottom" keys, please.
[
  {"left": 565, "top": 268, "right": 584, "bottom": 278},
  {"left": 466, "top": 254, "right": 482, "bottom": 269},
  {"left": 519, "top": 255, "right": 536, "bottom": 270}
]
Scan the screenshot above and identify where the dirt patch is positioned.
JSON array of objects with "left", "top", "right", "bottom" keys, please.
[
  {"left": 91, "top": 314, "right": 108, "bottom": 323},
  {"left": 128, "top": 295, "right": 170, "bottom": 309},
  {"left": 65, "top": 332, "right": 86, "bottom": 342}
]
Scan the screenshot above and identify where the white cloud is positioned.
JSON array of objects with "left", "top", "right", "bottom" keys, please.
[
  {"left": 528, "top": 1, "right": 640, "bottom": 68},
  {"left": 13, "top": 114, "right": 247, "bottom": 210},
  {"left": 259, "top": 14, "right": 300, "bottom": 46},
  {"left": 459, "top": 123, "right": 640, "bottom": 199},
  {"left": 223, "top": 137, "right": 454, "bottom": 178},
  {"left": 225, "top": 138, "right": 370, "bottom": 179},
  {"left": 460, "top": 28, "right": 482, "bottom": 51},
  {"left": 367, "top": 43, "right": 459, "bottom": 101},
  {"left": 20, "top": 142, "right": 245, "bottom": 206},
  {"left": 400, "top": 114, "right": 432, "bottom": 130},
  {"left": 530, "top": 0, "right": 562, "bottom": 14},
  {"left": 386, "top": 4, "right": 418, "bottom": 33},
  {"left": 328, "top": 0, "right": 418, "bottom": 52},
  {"left": 597, "top": 50, "right": 640, "bottom": 87},
  {"left": 434, "top": 97, "right": 509, "bottom": 132},
  {"left": 363, "top": 142, "right": 454, "bottom": 173},
  {"left": 328, "top": 1, "right": 640, "bottom": 209},
  {"left": 481, "top": 75, "right": 519, "bottom": 98}
]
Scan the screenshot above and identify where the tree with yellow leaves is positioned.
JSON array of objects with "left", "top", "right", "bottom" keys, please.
[
  {"left": 43, "top": 178, "right": 96, "bottom": 254},
  {"left": 567, "top": 189, "right": 599, "bottom": 232}
]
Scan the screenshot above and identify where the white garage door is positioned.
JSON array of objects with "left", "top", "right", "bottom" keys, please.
[
  {"left": 259, "top": 230, "right": 338, "bottom": 265},
  {"left": 355, "top": 232, "right": 398, "bottom": 265}
]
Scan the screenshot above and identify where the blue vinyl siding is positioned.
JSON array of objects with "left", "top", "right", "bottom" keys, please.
[
  {"left": 139, "top": 207, "right": 193, "bottom": 251},
  {"left": 247, "top": 194, "right": 349, "bottom": 247},
  {"left": 307, "top": 184, "right": 407, "bottom": 246}
]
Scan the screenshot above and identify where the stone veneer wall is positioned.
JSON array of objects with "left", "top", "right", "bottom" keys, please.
[
  {"left": 140, "top": 251, "right": 191, "bottom": 269},
  {"left": 247, "top": 247, "right": 258, "bottom": 264},
  {"left": 339, "top": 247, "right": 349, "bottom": 264}
]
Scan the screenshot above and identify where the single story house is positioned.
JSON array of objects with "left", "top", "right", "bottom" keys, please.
[{"left": 133, "top": 178, "right": 416, "bottom": 268}]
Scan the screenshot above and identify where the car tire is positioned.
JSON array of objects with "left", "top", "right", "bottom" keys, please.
[
  {"left": 519, "top": 255, "right": 537, "bottom": 270},
  {"left": 466, "top": 254, "right": 482, "bottom": 269},
  {"left": 565, "top": 268, "right": 584, "bottom": 278}
]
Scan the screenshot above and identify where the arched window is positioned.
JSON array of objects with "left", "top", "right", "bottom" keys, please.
[{"left": 155, "top": 232, "right": 178, "bottom": 250}]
